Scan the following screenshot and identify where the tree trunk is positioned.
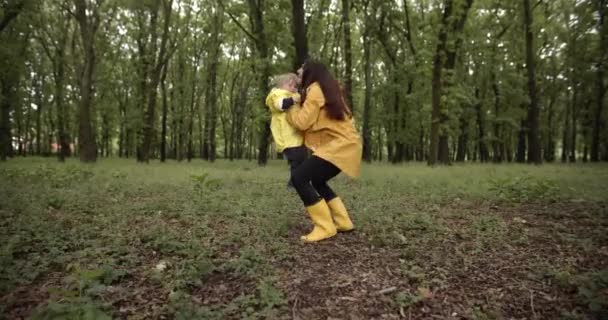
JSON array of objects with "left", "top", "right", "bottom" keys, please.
[
  {"left": 429, "top": 0, "right": 473, "bottom": 165},
  {"left": 491, "top": 78, "right": 503, "bottom": 162},
  {"left": 34, "top": 73, "right": 44, "bottom": 155},
  {"left": 291, "top": 0, "right": 308, "bottom": 70},
  {"left": 187, "top": 68, "right": 196, "bottom": 162},
  {"left": 506, "top": 129, "right": 514, "bottom": 162},
  {"left": 15, "top": 101, "right": 23, "bottom": 156},
  {"left": 0, "top": 21, "right": 29, "bottom": 160},
  {"left": 591, "top": 0, "right": 606, "bottom": 162},
  {"left": 160, "top": 63, "right": 168, "bottom": 162},
  {"left": 236, "top": 83, "right": 249, "bottom": 159},
  {"left": 0, "top": 81, "right": 13, "bottom": 161},
  {"left": 562, "top": 98, "right": 570, "bottom": 162},
  {"left": 342, "top": 0, "right": 354, "bottom": 110},
  {"left": 516, "top": 119, "right": 527, "bottom": 163},
  {"left": 545, "top": 97, "right": 556, "bottom": 162},
  {"left": 74, "top": 0, "right": 100, "bottom": 163},
  {"left": 456, "top": 115, "right": 468, "bottom": 162},
  {"left": 48, "top": 20, "right": 72, "bottom": 162},
  {"left": 244, "top": 0, "right": 272, "bottom": 165},
  {"left": 197, "top": 104, "right": 204, "bottom": 159},
  {"left": 137, "top": 0, "right": 174, "bottom": 162},
  {"left": 570, "top": 91, "right": 578, "bottom": 162},
  {"left": 523, "top": 0, "right": 542, "bottom": 164},
  {"left": 429, "top": 0, "right": 451, "bottom": 165},
  {"left": 361, "top": 11, "right": 373, "bottom": 163},
  {"left": 203, "top": 5, "right": 222, "bottom": 162},
  {"left": 176, "top": 63, "right": 185, "bottom": 161},
  {"left": 475, "top": 90, "right": 489, "bottom": 162},
  {"left": 417, "top": 126, "right": 424, "bottom": 161}
]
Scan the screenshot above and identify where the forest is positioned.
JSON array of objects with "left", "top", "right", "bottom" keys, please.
[{"left": 1, "top": 0, "right": 605, "bottom": 165}]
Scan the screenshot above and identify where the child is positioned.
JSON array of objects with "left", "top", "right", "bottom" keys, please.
[{"left": 265, "top": 73, "right": 308, "bottom": 187}]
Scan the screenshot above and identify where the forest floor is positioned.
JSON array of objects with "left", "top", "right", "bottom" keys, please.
[{"left": 1, "top": 158, "right": 607, "bottom": 320}]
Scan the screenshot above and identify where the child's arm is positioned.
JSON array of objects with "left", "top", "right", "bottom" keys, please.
[
  {"left": 277, "top": 93, "right": 300, "bottom": 111},
  {"left": 275, "top": 97, "right": 296, "bottom": 111}
]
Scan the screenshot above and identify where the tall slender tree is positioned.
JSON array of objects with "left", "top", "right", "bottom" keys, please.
[
  {"left": 342, "top": 0, "right": 354, "bottom": 111},
  {"left": 523, "top": 0, "right": 542, "bottom": 164},
  {"left": 591, "top": 0, "right": 606, "bottom": 161},
  {"left": 73, "top": 0, "right": 104, "bottom": 162},
  {"left": 291, "top": 0, "right": 308, "bottom": 69}
]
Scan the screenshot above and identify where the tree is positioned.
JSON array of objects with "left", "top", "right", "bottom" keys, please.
[
  {"left": 291, "top": 0, "right": 308, "bottom": 69},
  {"left": 342, "top": 0, "right": 354, "bottom": 110},
  {"left": 361, "top": 0, "right": 375, "bottom": 162},
  {"left": 134, "top": 0, "right": 175, "bottom": 163},
  {"left": 226, "top": 0, "right": 272, "bottom": 165},
  {"left": 0, "top": 0, "right": 30, "bottom": 161},
  {"left": 591, "top": 0, "right": 606, "bottom": 161},
  {"left": 35, "top": 2, "right": 73, "bottom": 161},
  {"left": 429, "top": 0, "right": 474, "bottom": 165},
  {"left": 523, "top": 0, "right": 541, "bottom": 164},
  {"left": 73, "top": 0, "right": 105, "bottom": 162},
  {"left": 202, "top": 3, "right": 223, "bottom": 162}
]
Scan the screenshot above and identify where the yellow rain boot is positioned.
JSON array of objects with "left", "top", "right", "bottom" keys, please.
[
  {"left": 301, "top": 200, "right": 337, "bottom": 242},
  {"left": 327, "top": 197, "right": 354, "bottom": 232}
]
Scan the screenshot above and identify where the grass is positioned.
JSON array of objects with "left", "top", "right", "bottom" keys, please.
[{"left": 0, "top": 157, "right": 607, "bottom": 319}]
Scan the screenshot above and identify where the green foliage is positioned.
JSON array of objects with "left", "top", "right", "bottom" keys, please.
[
  {"left": 30, "top": 301, "right": 111, "bottom": 320},
  {"left": 256, "top": 278, "right": 286, "bottom": 310},
  {"left": 1, "top": 159, "right": 607, "bottom": 318},
  {"left": 173, "top": 255, "right": 216, "bottom": 289},
  {"left": 190, "top": 171, "right": 223, "bottom": 193},
  {"left": 167, "top": 277, "right": 286, "bottom": 320},
  {"left": 544, "top": 269, "right": 608, "bottom": 314},
  {"left": 29, "top": 266, "right": 123, "bottom": 320},
  {"left": 489, "top": 175, "right": 559, "bottom": 202},
  {"left": 168, "top": 291, "right": 222, "bottom": 320},
  {"left": 226, "top": 247, "right": 270, "bottom": 276},
  {"left": 395, "top": 291, "right": 422, "bottom": 309}
]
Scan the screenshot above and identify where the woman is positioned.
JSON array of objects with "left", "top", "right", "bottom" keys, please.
[{"left": 287, "top": 60, "right": 362, "bottom": 242}]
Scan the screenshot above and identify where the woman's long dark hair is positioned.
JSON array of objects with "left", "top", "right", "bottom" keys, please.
[{"left": 301, "top": 60, "right": 352, "bottom": 121}]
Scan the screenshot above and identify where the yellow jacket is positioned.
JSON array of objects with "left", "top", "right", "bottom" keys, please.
[
  {"left": 287, "top": 82, "right": 362, "bottom": 178},
  {"left": 265, "top": 88, "right": 304, "bottom": 152}
]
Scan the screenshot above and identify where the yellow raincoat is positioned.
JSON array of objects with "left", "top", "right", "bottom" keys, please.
[
  {"left": 265, "top": 88, "right": 303, "bottom": 152},
  {"left": 287, "top": 82, "right": 362, "bottom": 178}
]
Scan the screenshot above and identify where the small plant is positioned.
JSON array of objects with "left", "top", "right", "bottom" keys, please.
[
  {"left": 30, "top": 300, "right": 111, "bottom": 320},
  {"left": 226, "top": 247, "right": 269, "bottom": 276},
  {"left": 489, "top": 175, "right": 559, "bottom": 202},
  {"left": 395, "top": 287, "right": 431, "bottom": 311},
  {"left": 256, "top": 278, "right": 286, "bottom": 310},
  {"left": 174, "top": 255, "right": 216, "bottom": 289},
  {"left": 572, "top": 270, "right": 608, "bottom": 314},
  {"left": 544, "top": 269, "right": 608, "bottom": 314},
  {"left": 190, "top": 171, "right": 222, "bottom": 193},
  {"left": 30, "top": 266, "right": 123, "bottom": 320},
  {"left": 168, "top": 291, "right": 223, "bottom": 320}
]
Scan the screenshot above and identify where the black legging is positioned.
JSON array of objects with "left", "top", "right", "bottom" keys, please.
[{"left": 291, "top": 155, "right": 341, "bottom": 206}]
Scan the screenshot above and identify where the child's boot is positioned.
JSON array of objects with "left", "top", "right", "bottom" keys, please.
[
  {"left": 327, "top": 197, "right": 354, "bottom": 232},
  {"left": 301, "top": 200, "right": 337, "bottom": 242}
]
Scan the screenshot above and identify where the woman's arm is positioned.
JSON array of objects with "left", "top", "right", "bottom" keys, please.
[{"left": 287, "top": 84, "right": 324, "bottom": 131}]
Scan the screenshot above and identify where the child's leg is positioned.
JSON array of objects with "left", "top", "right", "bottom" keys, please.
[{"left": 283, "top": 146, "right": 309, "bottom": 187}]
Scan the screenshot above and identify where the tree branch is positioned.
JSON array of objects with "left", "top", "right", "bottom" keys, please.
[
  {"left": 34, "top": 33, "right": 54, "bottom": 62},
  {"left": 0, "top": 0, "right": 24, "bottom": 33},
  {"left": 225, "top": 10, "right": 257, "bottom": 42},
  {"left": 59, "top": 1, "right": 78, "bottom": 20},
  {"left": 496, "top": 24, "right": 510, "bottom": 39}
]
